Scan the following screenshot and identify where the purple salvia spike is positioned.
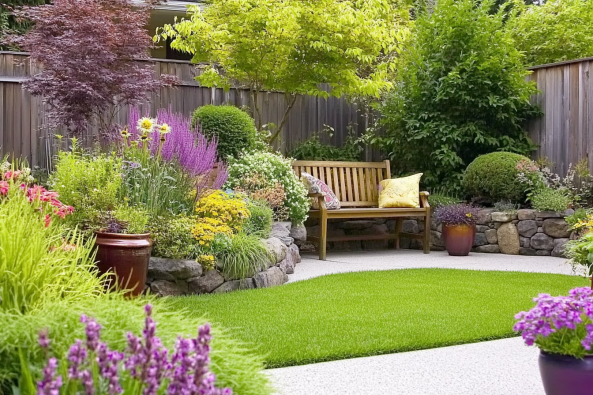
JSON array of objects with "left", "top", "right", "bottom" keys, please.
[{"left": 37, "top": 357, "right": 62, "bottom": 395}]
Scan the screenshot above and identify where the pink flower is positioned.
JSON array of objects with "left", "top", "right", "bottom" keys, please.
[
  {"left": 0, "top": 181, "right": 8, "bottom": 195},
  {"left": 44, "top": 214, "right": 51, "bottom": 228},
  {"left": 3, "top": 170, "right": 21, "bottom": 180}
]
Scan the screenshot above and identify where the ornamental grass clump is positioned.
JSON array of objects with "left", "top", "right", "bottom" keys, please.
[
  {"left": 29, "top": 304, "right": 232, "bottom": 395},
  {"left": 514, "top": 287, "right": 593, "bottom": 358},
  {"left": 434, "top": 203, "right": 480, "bottom": 226}
]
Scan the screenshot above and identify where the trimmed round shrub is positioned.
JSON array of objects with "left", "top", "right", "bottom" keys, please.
[
  {"left": 192, "top": 105, "right": 257, "bottom": 159},
  {"left": 462, "top": 152, "right": 530, "bottom": 202}
]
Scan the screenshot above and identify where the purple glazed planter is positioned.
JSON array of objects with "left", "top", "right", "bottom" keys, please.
[{"left": 539, "top": 351, "right": 593, "bottom": 395}]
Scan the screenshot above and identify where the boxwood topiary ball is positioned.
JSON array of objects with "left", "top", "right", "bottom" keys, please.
[
  {"left": 192, "top": 105, "right": 258, "bottom": 160},
  {"left": 462, "top": 152, "right": 530, "bottom": 203}
]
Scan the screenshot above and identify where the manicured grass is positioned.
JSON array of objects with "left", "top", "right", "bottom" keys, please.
[{"left": 164, "top": 269, "right": 589, "bottom": 368}]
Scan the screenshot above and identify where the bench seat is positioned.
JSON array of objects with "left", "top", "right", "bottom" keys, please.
[{"left": 293, "top": 160, "right": 431, "bottom": 260}]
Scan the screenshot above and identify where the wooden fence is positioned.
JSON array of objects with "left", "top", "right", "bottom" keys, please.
[
  {"left": 527, "top": 57, "right": 593, "bottom": 176},
  {"left": 0, "top": 51, "right": 371, "bottom": 169}
]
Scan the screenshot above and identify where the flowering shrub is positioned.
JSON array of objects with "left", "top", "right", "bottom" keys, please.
[
  {"left": 235, "top": 174, "right": 289, "bottom": 222},
  {"left": 434, "top": 203, "right": 480, "bottom": 226},
  {"left": 225, "top": 152, "right": 309, "bottom": 225},
  {"left": 198, "top": 254, "right": 217, "bottom": 271},
  {"left": 514, "top": 287, "right": 593, "bottom": 358},
  {"left": 195, "top": 190, "right": 250, "bottom": 232},
  {"left": 191, "top": 218, "right": 233, "bottom": 248},
  {"left": 31, "top": 304, "right": 232, "bottom": 395},
  {"left": 149, "top": 214, "right": 202, "bottom": 260}
]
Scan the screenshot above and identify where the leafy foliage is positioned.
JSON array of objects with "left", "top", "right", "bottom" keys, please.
[
  {"left": 0, "top": 0, "right": 49, "bottom": 50},
  {"left": 508, "top": 0, "right": 593, "bottom": 66},
  {"left": 243, "top": 199, "right": 274, "bottom": 239},
  {"left": 434, "top": 203, "right": 480, "bottom": 226},
  {"left": 530, "top": 187, "right": 572, "bottom": 212},
  {"left": 211, "top": 233, "right": 271, "bottom": 280},
  {"left": 462, "top": 152, "right": 531, "bottom": 203},
  {"left": 376, "top": 0, "right": 539, "bottom": 192},
  {"left": 225, "top": 152, "right": 309, "bottom": 225},
  {"left": 148, "top": 214, "right": 202, "bottom": 260},
  {"left": 192, "top": 105, "right": 259, "bottom": 160},
  {"left": 288, "top": 126, "right": 371, "bottom": 162},
  {"left": 10, "top": 0, "right": 175, "bottom": 134},
  {"left": 157, "top": 0, "right": 412, "bottom": 142}
]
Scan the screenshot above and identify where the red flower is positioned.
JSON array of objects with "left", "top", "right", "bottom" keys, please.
[
  {"left": 44, "top": 214, "right": 51, "bottom": 228},
  {"left": 0, "top": 181, "right": 8, "bottom": 195}
]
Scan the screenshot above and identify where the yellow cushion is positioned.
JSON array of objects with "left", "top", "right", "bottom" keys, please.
[{"left": 378, "top": 174, "right": 423, "bottom": 208}]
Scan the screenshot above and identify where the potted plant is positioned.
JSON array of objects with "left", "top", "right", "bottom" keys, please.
[
  {"left": 94, "top": 207, "right": 151, "bottom": 297},
  {"left": 434, "top": 203, "right": 480, "bottom": 256},
  {"left": 514, "top": 287, "right": 593, "bottom": 395}
]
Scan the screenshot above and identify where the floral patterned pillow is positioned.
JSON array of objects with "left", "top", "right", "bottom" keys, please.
[{"left": 300, "top": 172, "right": 341, "bottom": 210}]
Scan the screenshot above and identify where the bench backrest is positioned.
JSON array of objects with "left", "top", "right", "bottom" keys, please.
[{"left": 292, "top": 160, "right": 391, "bottom": 207}]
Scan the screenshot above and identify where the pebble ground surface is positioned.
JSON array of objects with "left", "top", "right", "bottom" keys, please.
[{"left": 267, "top": 250, "right": 582, "bottom": 395}]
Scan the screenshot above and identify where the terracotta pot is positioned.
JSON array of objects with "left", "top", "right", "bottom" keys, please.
[
  {"left": 94, "top": 232, "right": 152, "bottom": 297},
  {"left": 539, "top": 351, "right": 593, "bottom": 395},
  {"left": 442, "top": 224, "right": 475, "bottom": 256}
]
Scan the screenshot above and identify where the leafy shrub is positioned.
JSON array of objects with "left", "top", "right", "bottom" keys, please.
[
  {"left": 566, "top": 208, "right": 593, "bottom": 230},
  {"left": 530, "top": 187, "right": 571, "bottom": 213},
  {"left": 49, "top": 148, "right": 122, "bottom": 229},
  {"left": 244, "top": 199, "right": 273, "bottom": 239},
  {"left": 0, "top": 182, "right": 101, "bottom": 314},
  {"left": 225, "top": 152, "right": 309, "bottom": 225},
  {"left": 289, "top": 127, "right": 369, "bottom": 162},
  {"left": 148, "top": 214, "right": 201, "bottom": 260},
  {"left": 566, "top": 231, "right": 593, "bottom": 274},
  {"left": 508, "top": 0, "right": 593, "bottom": 66},
  {"left": 376, "top": 0, "right": 539, "bottom": 191},
  {"left": 192, "top": 105, "right": 258, "bottom": 160},
  {"left": 493, "top": 200, "right": 520, "bottom": 214},
  {"left": 427, "top": 187, "right": 460, "bottom": 208},
  {"left": 462, "top": 152, "right": 531, "bottom": 203},
  {"left": 195, "top": 190, "right": 250, "bottom": 232},
  {"left": 0, "top": 298, "right": 273, "bottom": 395},
  {"left": 234, "top": 174, "right": 289, "bottom": 222},
  {"left": 211, "top": 233, "right": 271, "bottom": 280}
]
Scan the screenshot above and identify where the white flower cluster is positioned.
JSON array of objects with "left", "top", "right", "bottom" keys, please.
[{"left": 224, "top": 151, "right": 310, "bottom": 225}]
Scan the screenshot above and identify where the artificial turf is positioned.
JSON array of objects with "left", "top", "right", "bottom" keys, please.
[{"left": 164, "top": 268, "right": 589, "bottom": 368}]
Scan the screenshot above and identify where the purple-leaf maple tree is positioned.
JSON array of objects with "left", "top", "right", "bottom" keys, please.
[{"left": 11, "top": 0, "right": 177, "bottom": 135}]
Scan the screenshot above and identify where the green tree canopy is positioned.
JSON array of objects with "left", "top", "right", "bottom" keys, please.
[
  {"left": 157, "top": 0, "right": 412, "bottom": 142},
  {"left": 375, "top": 0, "right": 539, "bottom": 192},
  {"left": 507, "top": 0, "right": 593, "bottom": 66}
]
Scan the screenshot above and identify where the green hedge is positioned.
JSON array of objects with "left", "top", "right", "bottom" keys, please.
[
  {"left": 462, "top": 152, "right": 530, "bottom": 202},
  {"left": 192, "top": 105, "right": 258, "bottom": 159}
]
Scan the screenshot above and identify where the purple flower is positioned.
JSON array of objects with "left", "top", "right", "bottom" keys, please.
[
  {"left": 38, "top": 328, "right": 50, "bottom": 350},
  {"left": 435, "top": 203, "right": 481, "bottom": 226},
  {"left": 97, "top": 343, "right": 124, "bottom": 395},
  {"left": 81, "top": 314, "right": 101, "bottom": 352},
  {"left": 67, "top": 340, "right": 87, "bottom": 379},
  {"left": 37, "top": 357, "right": 62, "bottom": 395}
]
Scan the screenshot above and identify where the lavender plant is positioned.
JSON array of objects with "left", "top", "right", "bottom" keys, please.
[
  {"left": 434, "top": 203, "right": 480, "bottom": 226},
  {"left": 514, "top": 287, "right": 593, "bottom": 358},
  {"left": 31, "top": 305, "right": 232, "bottom": 395}
]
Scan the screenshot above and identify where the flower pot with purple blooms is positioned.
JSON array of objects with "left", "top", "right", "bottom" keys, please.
[
  {"left": 514, "top": 287, "right": 593, "bottom": 395},
  {"left": 434, "top": 203, "right": 480, "bottom": 256}
]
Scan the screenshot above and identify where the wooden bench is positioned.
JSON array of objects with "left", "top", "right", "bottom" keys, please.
[{"left": 292, "top": 160, "right": 431, "bottom": 260}]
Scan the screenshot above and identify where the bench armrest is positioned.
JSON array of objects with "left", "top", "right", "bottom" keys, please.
[
  {"left": 307, "top": 192, "right": 327, "bottom": 212},
  {"left": 419, "top": 191, "right": 430, "bottom": 209}
]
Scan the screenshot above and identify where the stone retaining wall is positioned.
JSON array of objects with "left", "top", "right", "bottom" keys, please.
[
  {"left": 304, "top": 208, "right": 575, "bottom": 257},
  {"left": 146, "top": 222, "right": 304, "bottom": 296}
]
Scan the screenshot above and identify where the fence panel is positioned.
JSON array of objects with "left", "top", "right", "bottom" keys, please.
[{"left": 0, "top": 52, "right": 373, "bottom": 169}]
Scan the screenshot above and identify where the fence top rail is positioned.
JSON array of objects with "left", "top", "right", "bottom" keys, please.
[{"left": 528, "top": 56, "right": 593, "bottom": 71}]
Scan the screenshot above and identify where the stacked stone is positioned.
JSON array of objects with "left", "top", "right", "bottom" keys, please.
[
  {"left": 305, "top": 209, "right": 574, "bottom": 257},
  {"left": 472, "top": 209, "right": 573, "bottom": 257},
  {"left": 146, "top": 222, "right": 305, "bottom": 296}
]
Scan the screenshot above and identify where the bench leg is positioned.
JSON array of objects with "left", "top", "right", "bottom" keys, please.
[
  {"left": 319, "top": 214, "right": 328, "bottom": 261},
  {"left": 394, "top": 218, "right": 403, "bottom": 249},
  {"left": 423, "top": 212, "right": 431, "bottom": 254}
]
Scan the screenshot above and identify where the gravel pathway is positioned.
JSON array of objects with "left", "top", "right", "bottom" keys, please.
[{"left": 267, "top": 250, "right": 582, "bottom": 395}]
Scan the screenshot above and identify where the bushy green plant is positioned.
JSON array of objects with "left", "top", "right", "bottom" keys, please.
[
  {"left": 225, "top": 151, "right": 309, "bottom": 225},
  {"left": 120, "top": 147, "right": 195, "bottom": 217},
  {"left": 0, "top": 297, "right": 273, "bottom": 395},
  {"left": 49, "top": 148, "right": 122, "bottom": 229},
  {"left": 243, "top": 199, "right": 273, "bottom": 239},
  {"left": 508, "top": 0, "right": 593, "bottom": 66},
  {"left": 212, "top": 233, "right": 271, "bottom": 280},
  {"left": 566, "top": 231, "right": 593, "bottom": 274},
  {"left": 462, "top": 152, "right": 531, "bottom": 203},
  {"left": 148, "top": 214, "right": 202, "bottom": 260},
  {"left": 376, "top": 0, "right": 539, "bottom": 192},
  {"left": 192, "top": 105, "right": 259, "bottom": 159},
  {"left": 566, "top": 208, "right": 593, "bottom": 229},
  {"left": 427, "top": 187, "right": 460, "bottom": 208},
  {"left": 493, "top": 200, "right": 521, "bottom": 214},
  {"left": 530, "top": 187, "right": 572, "bottom": 213},
  {"left": 289, "top": 127, "right": 370, "bottom": 162},
  {"left": 0, "top": 184, "right": 104, "bottom": 314}
]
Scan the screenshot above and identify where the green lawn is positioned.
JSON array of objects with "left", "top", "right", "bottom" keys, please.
[{"left": 164, "top": 269, "right": 588, "bottom": 368}]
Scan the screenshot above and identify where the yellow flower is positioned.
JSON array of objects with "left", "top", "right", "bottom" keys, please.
[
  {"left": 158, "top": 123, "right": 171, "bottom": 135},
  {"left": 120, "top": 128, "right": 130, "bottom": 137},
  {"left": 466, "top": 213, "right": 472, "bottom": 218},
  {"left": 137, "top": 117, "right": 156, "bottom": 134}
]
